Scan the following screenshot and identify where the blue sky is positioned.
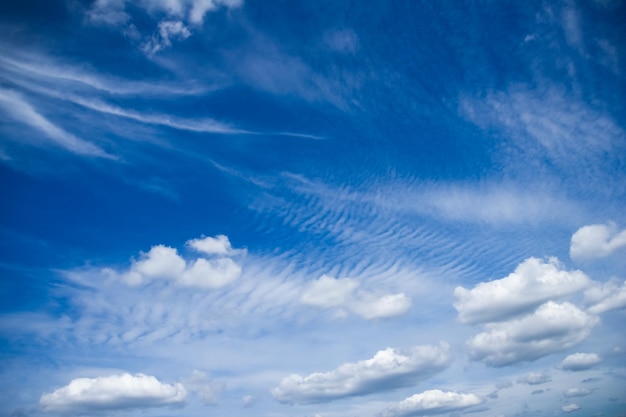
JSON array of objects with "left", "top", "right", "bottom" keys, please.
[{"left": 1, "top": 0, "right": 626, "bottom": 416}]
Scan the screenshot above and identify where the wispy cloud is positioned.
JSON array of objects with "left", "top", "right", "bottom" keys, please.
[{"left": 0, "top": 88, "right": 114, "bottom": 158}]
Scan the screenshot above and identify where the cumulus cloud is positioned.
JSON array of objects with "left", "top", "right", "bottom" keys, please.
[
  {"left": 562, "top": 403, "right": 580, "bottom": 413},
  {"left": 564, "top": 387, "right": 592, "bottom": 398},
  {"left": 517, "top": 372, "right": 551, "bottom": 385},
  {"left": 272, "top": 343, "right": 450, "bottom": 404},
  {"left": 300, "top": 275, "right": 411, "bottom": 319},
  {"left": 467, "top": 301, "right": 598, "bottom": 367},
  {"left": 570, "top": 222, "right": 626, "bottom": 261},
  {"left": 379, "top": 390, "right": 483, "bottom": 417},
  {"left": 187, "top": 234, "right": 242, "bottom": 256},
  {"left": 454, "top": 257, "right": 590, "bottom": 324},
  {"left": 560, "top": 353, "right": 602, "bottom": 371},
  {"left": 584, "top": 279, "right": 626, "bottom": 315},
  {"left": 115, "top": 235, "right": 243, "bottom": 289},
  {"left": 39, "top": 373, "right": 186, "bottom": 414}
]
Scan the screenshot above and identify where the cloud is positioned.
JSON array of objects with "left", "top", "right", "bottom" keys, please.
[
  {"left": 187, "top": 235, "right": 242, "bottom": 256},
  {"left": 561, "top": 403, "right": 580, "bottom": 413},
  {"left": 272, "top": 343, "right": 450, "bottom": 404},
  {"left": 560, "top": 353, "right": 602, "bottom": 371},
  {"left": 0, "top": 88, "right": 113, "bottom": 158},
  {"left": 454, "top": 257, "right": 590, "bottom": 324},
  {"left": 570, "top": 222, "right": 626, "bottom": 261},
  {"left": 39, "top": 373, "right": 186, "bottom": 414},
  {"left": 88, "top": 0, "right": 242, "bottom": 27},
  {"left": 379, "top": 390, "right": 483, "bottom": 417},
  {"left": 115, "top": 235, "right": 243, "bottom": 289},
  {"left": 181, "top": 370, "right": 221, "bottom": 405},
  {"left": 300, "top": 275, "right": 411, "bottom": 320},
  {"left": 564, "top": 387, "right": 592, "bottom": 398},
  {"left": 517, "top": 372, "right": 551, "bottom": 385},
  {"left": 142, "top": 20, "right": 191, "bottom": 55},
  {"left": 467, "top": 301, "right": 598, "bottom": 367},
  {"left": 584, "top": 279, "right": 626, "bottom": 315}
]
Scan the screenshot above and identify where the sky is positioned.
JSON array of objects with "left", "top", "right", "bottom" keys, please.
[{"left": 1, "top": 0, "right": 626, "bottom": 416}]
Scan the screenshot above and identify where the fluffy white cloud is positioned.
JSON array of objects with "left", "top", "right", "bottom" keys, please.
[
  {"left": 517, "top": 372, "right": 551, "bottom": 385},
  {"left": 379, "top": 390, "right": 483, "bottom": 417},
  {"left": 187, "top": 234, "right": 241, "bottom": 256},
  {"left": 118, "top": 236, "right": 242, "bottom": 289},
  {"left": 560, "top": 353, "right": 602, "bottom": 371},
  {"left": 39, "top": 373, "right": 186, "bottom": 414},
  {"left": 562, "top": 403, "right": 580, "bottom": 413},
  {"left": 467, "top": 301, "right": 598, "bottom": 367},
  {"left": 272, "top": 343, "right": 450, "bottom": 404},
  {"left": 300, "top": 275, "right": 411, "bottom": 319},
  {"left": 454, "top": 257, "right": 590, "bottom": 324},
  {"left": 570, "top": 222, "right": 626, "bottom": 261},
  {"left": 584, "top": 279, "right": 626, "bottom": 315},
  {"left": 564, "top": 387, "right": 592, "bottom": 398}
]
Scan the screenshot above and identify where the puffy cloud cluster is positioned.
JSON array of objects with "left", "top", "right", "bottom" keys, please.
[
  {"left": 39, "top": 373, "right": 186, "bottom": 414},
  {"left": 272, "top": 343, "right": 450, "bottom": 404},
  {"left": 562, "top": 403, "right": 580, "bottom": 413},
  {"left": 379, "top": 390, "right": 483, "bottom": 417},
  {"left": 111, "top": 235, "right": 243, "bottom": 289},
  {"left": 456, "top": 258, "right": 600, "bottom": 366},
  {"left": 454, "top": 257, "right": 590, "bottom": 324},
  {"left": 517, "top": 372, "right": 551, "bottom": 385},
  {"left": 300, "top": 275, "right": 411, "bottom": 320},
  {"left": 560, "top": 353, "right": 602, "bottom": 371},
  {"left": 467, "top": 301, "right": 598, "bottom": 367},
  {"left": 570, "top": 222, "right": 626, "bottom": 261},
  {"left": 564, "top": 387, "right": 592, "bottom": 398},
  {"left": 584, "top": 279, "right": 626, "bottom": 315}
]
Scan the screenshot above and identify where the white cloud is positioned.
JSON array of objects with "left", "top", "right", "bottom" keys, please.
[
  {"left": 272, "top": 343, "right": 450, "bottom": 404},
  {"left": 118, "top": 236, "right": 243, "bottom": 289},
  {"left": 300, "top": 275, "right": 411, "bottom": 320},
  {"left": 88, "top": 0, "right": 242, "bottom": 28},
  {"left": 142, "top": 20, "right": 191, "bottom": 55},
  {"left": 584, "top": 279, "right": 626, "bottom": 314},
  {"left": 560, "top": 353, "right": 602, "bottom": 371},
  {"left": 570, "top": 222, "right": 626, "bottom": 261},
  {"left": 454, "top": 257, "right": 590, "bottom": 324},
  {"left": 562, "top": 403, "right": 580, "bottom": 413},
  {"left": 39, "top": 373, "right": 186, "bottom": 414},
  {"left": 564, "top": 387, "right": 592, "bottom": 398},
  {"left": 0, "top": 88, "right": 113, "bottom": 159},
  {"left": 379, "top": 390, "right": 483, "bottom": 417},
  {"left": 467, "top": 301, "right": 598, "bottom": 367},
  {"left": 517, "top": 372, "right": 551, "bottom": 385},
  {"left": 187, "top": 235, "right": 240, "bottom": 256}
]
